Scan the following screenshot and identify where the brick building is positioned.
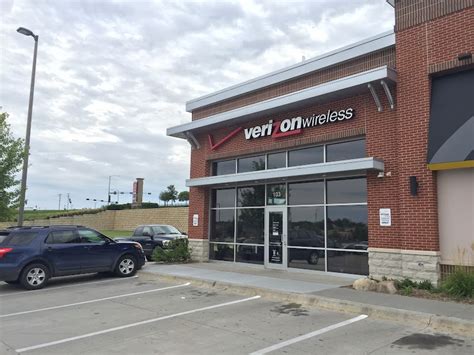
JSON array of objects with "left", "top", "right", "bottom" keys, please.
[{"left": 168, "top": 0, "right": 473, "bottom": 284}]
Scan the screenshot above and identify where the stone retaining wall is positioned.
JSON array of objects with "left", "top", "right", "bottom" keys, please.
[
  {"left": 0, "top": 207, "right": 188, "bottom": 233},
  {"left": 369, "top": 248, "right": 441, "bottom": 285}
]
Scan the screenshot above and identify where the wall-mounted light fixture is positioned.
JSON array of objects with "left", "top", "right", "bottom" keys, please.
[
  {"left": 377, "top": 171, "right": 392, "bottom": 178},
  {"left": 409, "top": 176, "right": 419, "bottom": 196}
]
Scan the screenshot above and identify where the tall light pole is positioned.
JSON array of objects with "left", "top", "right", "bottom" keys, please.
[
  {"left": 17, "top": 27, "right": 39, "bottom": 226},
  {"left": 107, "top": 175, "right": 120, "bottom": 205}
]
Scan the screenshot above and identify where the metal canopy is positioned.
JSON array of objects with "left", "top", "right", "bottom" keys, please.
[
  {"left": 168, "top": 66, "right": 397, "bottom": 139},
  {"left": 186, "top": 31, "right": 395, "bottom": 112},
  {"left": 186, "top": 157, "right": 384, "bottom": 187}
]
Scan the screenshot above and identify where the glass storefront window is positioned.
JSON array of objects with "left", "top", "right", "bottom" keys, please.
[
  {"left": 288, "top": 248, "right": 325, "bottom": 271},
  {"left": 288, "top": 146, "right": 323, "bottom": 167},
  {"left": 236, "top": 245, "right": 264, "bottom": 264},
  {"left": 212, "top": 159, "right": 236, "bottom": 176},
  {"left": 327, "top": 251, "right": 368, "bottom": 275},
  {"left": 237, "top": 186, "right": 265, "bottom": 207},
  {"left": 212, "top": 188, "right": 235, "bottom": 208},
  {"left": 267, "top": 184, "right": 286, "bottom": 205},
  {"left": 288, "top": 181, "right": 324, "bottom": 205},
  {"left": 236, "top": 209, "right": 264, "bottom": 244},
  {"left": 211, "top": 138, "right": 366, "bottom": 177},
  {"left": 238, "top": 155, "right": 265, "bottom": 173},
  {"left": 326, "top": 205, "right": 368, "bottom": 249},
  {"left": 327, "top": 178, "right": 367, "bottom": 204},
  {"left": 210, "top": 210, "right": 235, "bottom": 242},
  {"left": 267, "top": 152, "right": 286, "bottom": 169},
  {"left": 209, "top": 243, "right": 234, "bottom": 262},
  {"left": 288, "top": 207, "right": 324, "bottom": 247},
  {"left": 209, "top": 176, "right": 369, "bottom": 275},
  {"left": 326, "top": 139, "right": 366, "bottom": 162}
]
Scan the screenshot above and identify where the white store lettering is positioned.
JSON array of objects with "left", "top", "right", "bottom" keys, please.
[{"left": 244, "top": 107, "right": 354, "bottom": 140}]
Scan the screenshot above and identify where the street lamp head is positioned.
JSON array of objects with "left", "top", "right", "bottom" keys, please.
[{"left": 17, "top": 27, "right": 37, "bottom": 40}]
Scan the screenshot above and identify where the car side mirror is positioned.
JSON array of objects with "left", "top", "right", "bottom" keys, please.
[
  {"left": 181, "top": 231, "right": 187, "bottom": 236},
  {"left": 143, "top": 231, "right": 151, "bottom": 237}
]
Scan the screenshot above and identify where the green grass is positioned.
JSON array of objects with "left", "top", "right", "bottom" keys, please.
[{"left": 100, "top": 230, "right": 133, "bottom": 239}]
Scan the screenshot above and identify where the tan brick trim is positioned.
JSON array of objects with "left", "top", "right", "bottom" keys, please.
[{"left": 368, "top": 247, "right": 441, "bottom": 256}]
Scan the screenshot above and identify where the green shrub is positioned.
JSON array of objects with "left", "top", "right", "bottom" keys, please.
[
  {"left": 152, "top": 238, "right": 191, "bottom": 263},
  {"left": 141, "top": 202, "right": 160, "bottom": 209},
  {"left": 394, "top": 278, "right": 433, "bottom": 294},
  {"left": 416, "top": 279, "right": 434, "bottom": 291},
  {"left": 400, "top": 285, "right": 413, "bottom": 296},
  {"left": 394, "top": 278, "right": 416, "bottom": 290},
  {"left": 442, "top": 270, "right": 474, "bottom": 298},
  {"left": 106, "top": 203, "right": 131, "bottom": 210}
]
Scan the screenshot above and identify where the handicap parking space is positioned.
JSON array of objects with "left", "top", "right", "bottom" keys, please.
[{"left": 1, "top": 272, "right": 472, "bottom": 355}]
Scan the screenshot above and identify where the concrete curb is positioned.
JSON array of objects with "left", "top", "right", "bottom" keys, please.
[{"left": 140, "top": 271, "right": 474, "bottom": 337}]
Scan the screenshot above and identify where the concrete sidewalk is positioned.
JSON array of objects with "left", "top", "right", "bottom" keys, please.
[{"left": 141, "top": 262, "right": 474, "bottom": 337}]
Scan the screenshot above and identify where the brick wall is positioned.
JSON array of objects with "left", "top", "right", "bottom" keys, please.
[
  {"left": 394, "top": 4, "right": 473, "bottom": 252},
  {"left": 186, "top": 3, "right": 473, "bottom": 257},
  {"left": 0, "top": 207, "right": 189, "bottom": 233},
  {"left": 394, "top": 0, "right": 473, "bottom": 32},
  {"left": 188, "top": 90, "right": 399, "bottom": 245}
]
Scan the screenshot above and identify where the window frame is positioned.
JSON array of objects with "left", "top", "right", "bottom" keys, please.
[{"left": 211, "top": 138, "right": 366, "bottom": 176}]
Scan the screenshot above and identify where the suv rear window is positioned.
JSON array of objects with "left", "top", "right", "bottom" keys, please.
[
  {"left": 4, "top": 231, "right": 38, "bottom": 246},
  {"left": 0, "top": 232, "right": 10, "bottom": 244}
]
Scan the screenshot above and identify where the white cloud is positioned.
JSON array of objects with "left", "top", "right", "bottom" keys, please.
[{"left": 0, "top": 0, "right": 394, "bottom": 209}]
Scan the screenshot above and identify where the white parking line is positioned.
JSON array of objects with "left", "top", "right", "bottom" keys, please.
[
  {"left": 15, "top": 295, "right": 261, "bottom": 353},
  {"left": 0, "top": 282, "right": 190, "bottom": 318},
  {"left": 249, "top": 314, "right": 368, "bottom": 355},
  {"left": 0, "top": 275, "right": 138, "bottom": 297}
]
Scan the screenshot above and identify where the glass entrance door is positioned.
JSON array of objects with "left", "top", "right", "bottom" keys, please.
[{"left": 265, "top": 207, "right": 287, "bottom": 270}]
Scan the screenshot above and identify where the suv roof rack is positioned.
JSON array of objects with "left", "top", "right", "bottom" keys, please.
[
  {"left": 6, "top": 225, "right": 85, "bottom": 230},
  {"left": 6, "top": 225, "right": 49, "bottom": 230}
]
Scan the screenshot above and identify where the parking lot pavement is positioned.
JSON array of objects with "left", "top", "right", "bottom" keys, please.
[{"left": 1, "top": 273, "right": 472, "bottom": 355}]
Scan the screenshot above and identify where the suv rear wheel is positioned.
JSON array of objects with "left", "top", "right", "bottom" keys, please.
[
  {"left": 115, "top": 255, "right": 137, "bottom": 277},
  {"left": 20, "top": 263, "right": 50, "bottom": 290}
]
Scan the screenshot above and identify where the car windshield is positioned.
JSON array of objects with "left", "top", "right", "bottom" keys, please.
[{"left": 152, "top": 225, "right": 180, "bottom": 234}]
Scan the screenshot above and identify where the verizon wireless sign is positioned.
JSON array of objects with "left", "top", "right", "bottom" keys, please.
[{"left": 244, "top": 107, "right": 354, "bottom": 140}]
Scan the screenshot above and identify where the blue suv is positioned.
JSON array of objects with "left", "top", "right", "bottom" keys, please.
[{"left": 0, "top": 225, "right": 146, "bottom": 290}]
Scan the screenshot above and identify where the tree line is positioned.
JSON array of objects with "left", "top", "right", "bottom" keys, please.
[
  {"left": 159, "top": 185, "right": 189, "bottom": 206},
  {"left": 1, "top": 112, "right": 24, "bottom": 222}
]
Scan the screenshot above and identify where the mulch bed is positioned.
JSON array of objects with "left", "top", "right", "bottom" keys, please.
[{"left": 404, "top": 288, "right": 474, "bottom": 304}]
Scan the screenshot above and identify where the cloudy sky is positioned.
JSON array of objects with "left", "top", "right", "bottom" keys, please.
[{"left": 0, "top": 0, "right": 394, "bottom": 210}]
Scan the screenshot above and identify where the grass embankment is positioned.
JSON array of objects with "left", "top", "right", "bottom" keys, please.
[
  {"left": 23, "top": 210, "right": 81, "bottom": 221},
  {"left": 100, "top": 230, "right": 133, "bottom": 239}
]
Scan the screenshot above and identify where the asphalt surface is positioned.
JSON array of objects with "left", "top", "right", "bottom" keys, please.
[{"left": 0, "top": 272, "right": 472, "bottom": 355}]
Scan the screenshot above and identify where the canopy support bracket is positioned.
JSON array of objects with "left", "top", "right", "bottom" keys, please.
[
  {"left": 368, "top": 83, "right": 382, "bottom": 112},
  {"left": 381, "top": 80, "right": 395, "bottom": 110},
  {"left": 184, "top": 131, "right": 200, "bottom": 150}
]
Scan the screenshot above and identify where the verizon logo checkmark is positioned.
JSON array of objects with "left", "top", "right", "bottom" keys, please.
[{"left": 208, "top": 127, "right": 243, "bottom": 151}]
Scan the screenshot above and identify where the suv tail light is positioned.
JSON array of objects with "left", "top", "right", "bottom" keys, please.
[{"left": 0, "top": 248, "right": 13, "bottom": 258}]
